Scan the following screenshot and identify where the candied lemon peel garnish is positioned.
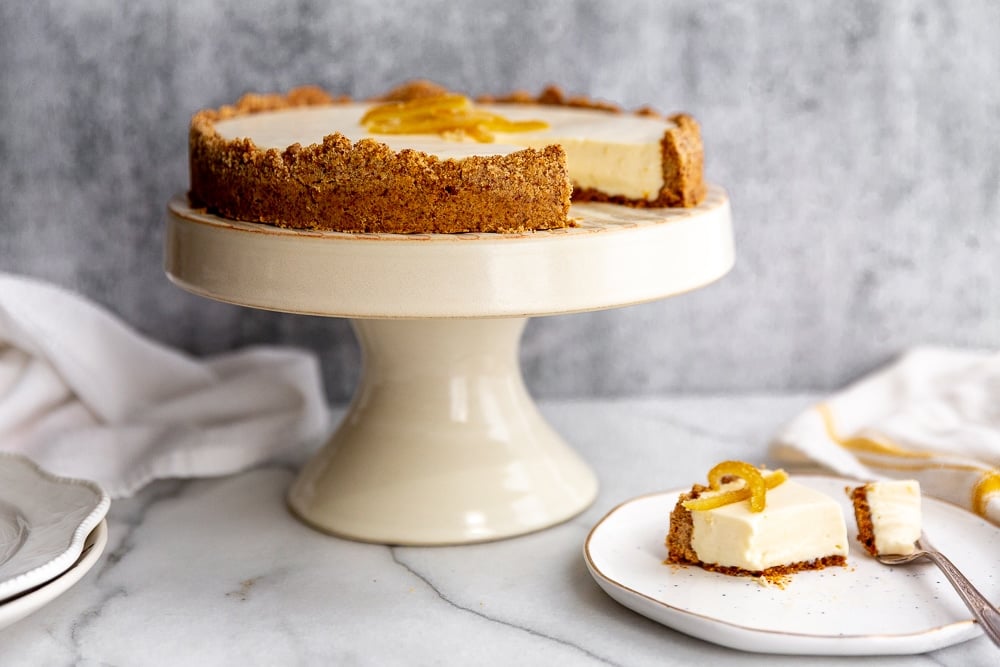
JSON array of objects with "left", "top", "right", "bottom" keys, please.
[
  {"left": 682, "top": 462, "right": 788, "bottom": 513},
  {"left": 361, "top": 94, "right": 549, "bottom": 143}
]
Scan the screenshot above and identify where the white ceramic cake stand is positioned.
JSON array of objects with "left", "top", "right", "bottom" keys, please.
[{"left": 165, "top": 186, "right": 733, "bottom": 545}]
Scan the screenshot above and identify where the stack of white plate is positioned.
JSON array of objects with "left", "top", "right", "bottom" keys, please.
[{"left": 0, "top": 453, "right": 110, "bottom": 630}]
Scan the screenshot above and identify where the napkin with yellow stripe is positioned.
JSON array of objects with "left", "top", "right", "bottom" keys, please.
[{"left": 771, "top": 347, "right": 1000, "bottom": 525}]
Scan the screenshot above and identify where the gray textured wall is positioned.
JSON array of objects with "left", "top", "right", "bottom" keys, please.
[{"left": 2, "top": 1, "right": 998, "bottom": 402}]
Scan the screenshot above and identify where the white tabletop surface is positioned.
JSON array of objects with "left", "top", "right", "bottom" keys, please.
[{"left": 3, "top": 395, "right": 996, "bottom": 665}]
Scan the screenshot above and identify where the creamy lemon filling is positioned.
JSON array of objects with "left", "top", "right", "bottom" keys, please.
[
  {"left": 866, "top": 480, "right": 921, "bottom": 556},
  {"left": 212, "top": 103, "right": 673, "bottom": 201},
  {"left": 689, "top": 480, "right": 848, "bottom": 572}
]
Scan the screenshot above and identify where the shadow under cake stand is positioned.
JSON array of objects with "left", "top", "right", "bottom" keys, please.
[{"left": 165, "top": 186, "right": 733, "bottom": 545}]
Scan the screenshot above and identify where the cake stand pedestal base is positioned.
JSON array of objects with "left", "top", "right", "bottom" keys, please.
[
  {"left": 165, "top": 187, "right": 733, "bottom": 545},
  {"left": 287, "top": 317, "right": 597, "bottom": 545}
]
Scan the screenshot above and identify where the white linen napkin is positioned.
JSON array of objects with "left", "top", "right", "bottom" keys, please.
[
  {"left": 0, "top": 273, "right": 330, "bottom": 498},
  {"left": 772, "top": 347, "right": 1000, "bottom": 525}
]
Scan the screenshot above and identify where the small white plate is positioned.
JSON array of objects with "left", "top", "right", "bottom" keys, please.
[
  {"left": 0, "top": 519, "right": 108, "bottom": 630},
  {"left": 0, "top": 453, "right": 110, "bottom": 601},
  {"left": 584, "top": 475, "right": 1000, "bottom": 655}
]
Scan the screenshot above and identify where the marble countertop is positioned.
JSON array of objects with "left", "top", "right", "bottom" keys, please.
[{"left": 3, "top": 395, "right": 996, "bottom": 665}]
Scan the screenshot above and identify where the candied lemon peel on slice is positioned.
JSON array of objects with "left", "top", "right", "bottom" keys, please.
[
  {"left": 361, "top": 94, "right": 549, "bottom": 143},
  {"left": 682, "top": 461, "right": 788, "bottom": 513}
]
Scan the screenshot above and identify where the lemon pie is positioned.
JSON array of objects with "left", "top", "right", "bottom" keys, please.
[
  {"left": 849, "top": 480, "right": 922, "bottom": 556},
  {"left": 666, "top": 462, "right": 849, "bottom": 578},
  {"left": 188, "top": 82, "right": 705, "bottom": 234}
]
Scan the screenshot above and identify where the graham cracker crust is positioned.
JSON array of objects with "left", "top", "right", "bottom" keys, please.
[{"left": 849, "top": 485, "right": 878, "bottom": 556}]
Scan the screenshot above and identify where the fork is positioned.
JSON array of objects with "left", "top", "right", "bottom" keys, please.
[{"left": 876, "top": 533, "right": 1000, "bottom": 647}]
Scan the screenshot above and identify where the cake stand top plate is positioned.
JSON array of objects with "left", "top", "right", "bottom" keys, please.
[{"left": 165, "top": 185, "right": 733, "bottom": 319}]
